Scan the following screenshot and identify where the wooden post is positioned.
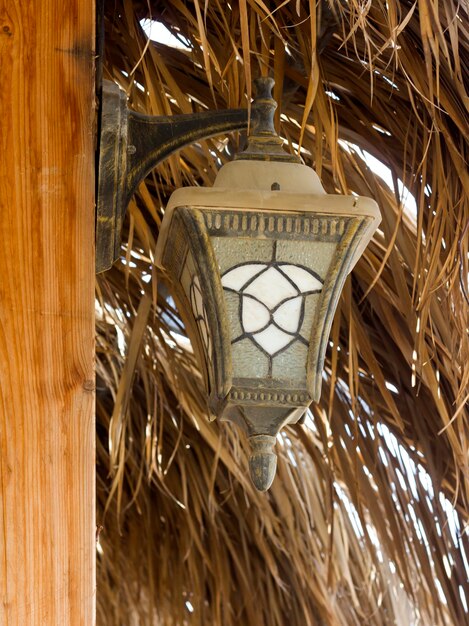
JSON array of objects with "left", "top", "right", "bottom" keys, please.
[{"left": 0, "top": 1, "right": 95, "bottom": 624}]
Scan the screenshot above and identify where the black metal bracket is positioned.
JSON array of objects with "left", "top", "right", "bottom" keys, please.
[{"left": 96, "top": 80, "right": 248, "bottom": 273}]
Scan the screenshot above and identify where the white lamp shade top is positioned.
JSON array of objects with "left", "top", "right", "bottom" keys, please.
[{"left": 158, "top": 159, "right": 381, "bottom": 272}]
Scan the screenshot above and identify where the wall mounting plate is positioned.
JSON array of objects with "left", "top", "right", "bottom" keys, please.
[{"left": 95, "top": 80, "right": 248, "bottom": 273}]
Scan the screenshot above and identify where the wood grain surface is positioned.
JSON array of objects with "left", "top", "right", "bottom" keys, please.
[{"left": 0, "top": 1, "right": 95, "bottom": 624}]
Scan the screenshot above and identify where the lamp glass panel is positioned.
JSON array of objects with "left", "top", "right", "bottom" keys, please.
[
  {"left": 180, "top": 250, "right": 213, "bottom": 364},
  {"left": 241, "top": 297, "right": 270, "bottom": 334},
  {"left": 273, "top": 296, "right": 302, "bottom": 333},
  {"left": 158, "top": 205, "right": 375, "bottom": 411},
  {"left": 252, "top": 325, "right": 294, "bottom": 354},
  {"left": 212, "top": 227, "right": 338, "bottom": 384}
]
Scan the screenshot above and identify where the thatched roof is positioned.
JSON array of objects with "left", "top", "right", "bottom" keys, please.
[{"left": 96, "top": 1, "right": 469, "bottom": 624}]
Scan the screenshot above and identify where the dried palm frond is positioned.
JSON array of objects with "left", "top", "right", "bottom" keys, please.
[{"left": 96, "top": 1, "right": 469, "bottom": 624}]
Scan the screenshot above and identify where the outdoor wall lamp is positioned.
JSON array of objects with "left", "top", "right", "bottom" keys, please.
[{"left": 97, "top": 77, "right": 381, "bottom": 491}]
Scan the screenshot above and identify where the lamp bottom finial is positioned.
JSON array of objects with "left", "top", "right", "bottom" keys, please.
[{"left": 248, "top": 434, "right": 277, "bottom": 491}]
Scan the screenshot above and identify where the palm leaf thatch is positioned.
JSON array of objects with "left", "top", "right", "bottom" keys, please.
[{"left": 96, "top": 1, "right": 469, "bottom": 624}]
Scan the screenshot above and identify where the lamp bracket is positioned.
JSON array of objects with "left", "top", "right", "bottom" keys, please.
[{"left": 96, "top": 80, "right": 249, "bottom": 273}]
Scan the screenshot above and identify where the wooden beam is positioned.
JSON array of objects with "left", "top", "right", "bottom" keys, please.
[{"left": 0, "top": 1, "right": 95, "bottom": 624}]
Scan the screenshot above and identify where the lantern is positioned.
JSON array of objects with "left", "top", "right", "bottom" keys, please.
[{"left": 155, "top": 78, "right": 380, "bottom": 490}]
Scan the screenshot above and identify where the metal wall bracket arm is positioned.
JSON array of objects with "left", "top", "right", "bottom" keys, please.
[{"left": 96, "top": 80, "right": 248, "bottom": 273}]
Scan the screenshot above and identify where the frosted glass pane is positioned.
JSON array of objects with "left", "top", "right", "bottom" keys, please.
[
  {"left": 300, "top": 293, "right": 320, "bottom": 340},
  {"left": 223, "top": 290, "right": 243, "bottom": 339},
  {"left": 231, "top": 337, "right": 269, "bottom": 378},
  {"left": 180, "top": 264, "right": 191, "bottom": 294},
  {"left": 280, "top": 265, "right": 322, "bottom": 293},
  {"left": 245, "top": 266, "right": 297, "bottom": 308},
  {"left": 190, "top": 289, "right": 196, "bottom": 312},
  {"left": 277, "top": 240, "right": 336, "bottom": 280},
  {"left": 271, "top": 340, "right": 308, "bottom": 383},
  {"left": 194, "top": 288, "right": 204, "bottom": 318},
  {"left": 222, "top": 264, "right": 264, "bottom": 291},
  {"left": 253, "top": 325, "right": 293, "bottom": 355},
  {"left": 211, "top": 237, "right": 273, "bottom": 274},
  {"left": 242, "top": 296, "right": 270, "bottom": 333},
  {"left": 189, "top": 277, "right": 204, "bottom": 319},
  {"left": 273, "top": 296, "right": 302, "bottom": 333},
  {"left": 200, "top": 318, "right": 208, "bottom": 347}
]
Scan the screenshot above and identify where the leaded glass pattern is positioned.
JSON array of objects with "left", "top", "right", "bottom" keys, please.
[
  {"left": 189, "top": 275, "right": 212, "bottom": 358},
  {"left": 221, "top": 242, "right": 323, "bottom": 373},
  {"left": 180, "top": 251, "right": 212, "bottom": 361}
]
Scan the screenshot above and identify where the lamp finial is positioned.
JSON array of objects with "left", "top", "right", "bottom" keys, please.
[
  {"left": 236, "top": 77, "right": 300, "bottom": 163},
  {"left": 248, "top": 434, "right": 277, "bottom": 491}
]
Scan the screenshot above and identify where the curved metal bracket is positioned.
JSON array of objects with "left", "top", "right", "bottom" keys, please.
[{"left": 96, "top": 80, "right": 248, "bottom": 272}]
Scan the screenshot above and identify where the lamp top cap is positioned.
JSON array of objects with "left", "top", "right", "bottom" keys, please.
[{"left": 236, "top": 77, "right": 301, "bottom": 164}]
